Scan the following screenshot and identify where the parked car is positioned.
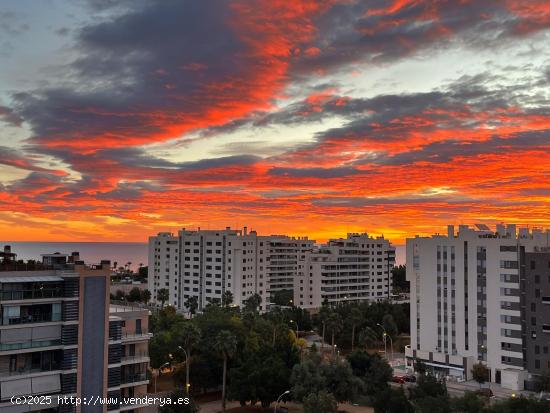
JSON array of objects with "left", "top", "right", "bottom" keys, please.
[{"left": 392, "top": 375, "right": 406, "bottom": 384}]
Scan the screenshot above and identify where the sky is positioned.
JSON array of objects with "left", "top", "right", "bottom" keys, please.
[{"left": 0, "top": 0, "right": 549, "bottom": 243}]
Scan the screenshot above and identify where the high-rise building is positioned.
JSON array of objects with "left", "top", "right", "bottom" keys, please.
[
  {"left": 406, "top": 224, "right": 550, "bottom": 390},
  {"left": 262, "top": 236, "right": 314, "bottom": 297},
  {"left": 521, "top": 249, "right": 550, "bottom": 378},
  {"left": 294, "top": 233, "right": 395, "bottom": 309},
  {"left": 148, "top": 227, "right": 315, "bottom": 312},
  {"left": 0, "top": 249, "right": 151, "bottom": 413}
]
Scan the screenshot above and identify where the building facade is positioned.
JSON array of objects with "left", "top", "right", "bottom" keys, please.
[
  {"left": 0, "top": 249, "right": 151, "bottom": 413},
  {"left": 294, "top": 233, "right": 395, "bottom": 309},
  {"left": 522, "top": 250, "right": 550, "bottom": 377},
  {"left": 148, "top": 228, "right": 316, "bottom": 312},
  {"left": 406, "top": 224, "right": 550, "bottom": 390}
]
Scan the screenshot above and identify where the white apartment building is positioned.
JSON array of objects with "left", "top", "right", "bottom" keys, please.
[
  {"left": 406, "top": 224, "right": 550, "bottom": 390},
  {"left": 262, "top": 236, "right": 314, "bottom": 296},
  {"left": 148, "top": 227, "right": 315, "bottom": 312},
  {"left": 294, "top": 233, "right": 395, "bottom": 309}
]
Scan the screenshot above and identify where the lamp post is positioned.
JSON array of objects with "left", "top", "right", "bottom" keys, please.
[
  {"left": 178, "top": 345, "right": 191, "bottom": 392},
  {"left": 274, "top": 390, "right": 290, "bottom": 413},
  {"left": 376, "top": 323, "right": 388, "bottom": 360},
  {"left": 154, "top": 361, "right": 170, "bottom": 393},
  {"left": 289, "top": 319, "right": 299, "bottom": 339}
]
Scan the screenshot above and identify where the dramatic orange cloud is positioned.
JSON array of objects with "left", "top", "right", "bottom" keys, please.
[{"left": 0, "top": 0, "right": 549, "bottom": 243}]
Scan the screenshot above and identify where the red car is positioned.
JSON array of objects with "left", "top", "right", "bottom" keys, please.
[{"left": 392, "top": 375, "right": 406, "bottom": 384}]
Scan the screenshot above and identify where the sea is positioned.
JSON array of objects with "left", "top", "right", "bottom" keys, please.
[{"left": 0, "top": 242, "right": 405, "bottom": 269}]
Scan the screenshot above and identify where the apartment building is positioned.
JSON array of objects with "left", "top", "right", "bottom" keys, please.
[
  {"left": 149, "top": 227, "right": 321, "bottom": 312},
  {"left": 405, "top": 224, "right": 550, "bottom": 391},
  {"left": 522, "top": 249, "right": 550, "bottom": 378},
  {"left": 294, "top": 233, "right": 395, "bottom": 309},
  {"left": 0, "top": 249, "right": 151, "bottom": 413},
  {"left": 261, "top": 236, "right": 314, "bottom": 297}
]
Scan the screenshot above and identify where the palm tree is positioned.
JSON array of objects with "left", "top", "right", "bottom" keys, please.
[
  {"left": 318, "top": 304, "right": 331, "bottom": 351},
  {"left": 185, "top": 296, "right": 199, "bottom": 318},
  {"left": 142, "top": 289, "right": 152, "bottom": 305},
  {"left": 177, "top": 323, "right": 201, "bottom": 392},
  {"left": 358, "top": 326, "right": 377, "bottom": 350},
  {"left": 214, "top": 330, "right": 237, "bottom": 413},
  {"left": 326, "top": 312, "right": 343, "bottom": 355},
  {"left": 157, "top": 288, "right": 169, "bottom": 308},
  {"left": 350, "top": 307, "right": 363, "bottom": 351},
  {"left": 221, "top": 291, "right": 233, "bottom": 308}
]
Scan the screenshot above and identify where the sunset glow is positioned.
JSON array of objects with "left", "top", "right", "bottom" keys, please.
[{"left": 0, "top": 0, "right": 549, "bottom": 242}]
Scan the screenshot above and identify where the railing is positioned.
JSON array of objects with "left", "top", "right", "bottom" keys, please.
[
  {"left": 0, "top": 364, "right": 61, "bottom": 378},
  {"left": 0, "top": 339, "right": 62, "bottom": 351},
  {"left": 2, "top": 313, "right": 62, "bottom": 326},
  {"left": 121, "top": 353, "right": 149, "bottom": 363},
  {"left": 122, "top": 330, "right": 149, "bottom": 337},
  {"left": 0, "top": 289, "right": 63, "bottom": 301}
]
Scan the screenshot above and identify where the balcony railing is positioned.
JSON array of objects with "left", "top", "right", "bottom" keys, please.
[
  {"left": 0, "top": 289, "right": 63, "bottom": 301},
  {"left": 2, "top": 313, "right": 62, "bottom": 326},
  {"left": 0, "top": 364, "right": 61, "bottom": 378},
  {"left": 0, "top": 339, "right": 62, "bottom": 351},
  {"left": 121, "top": 353, "right": 149, "bottom": 363}
]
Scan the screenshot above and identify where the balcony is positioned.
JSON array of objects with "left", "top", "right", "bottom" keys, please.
[
  {"left": 2, "top": 312, "right": 62, "bottom": 326},
  {"left": 0, "top": 363, "right": 61, "bottom": 379},
  {"left": 0, "top": 288, "right": 63, "bottom": 301},
  {"left": 0, "top": 339, "right": 62, "bottom": 352},
  {"left": 121, "top": 331, "right": 151, "bottom": 343},
  {"left": 121, "top": 353, "right": 149, "bottom": 365}
]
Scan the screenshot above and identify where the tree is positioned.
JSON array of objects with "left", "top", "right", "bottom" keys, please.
[
  {"left": 127, "top": 287, "right": 143, "bottom": 302},
  {"left": 451, "top": 391, "right": 485, "bottom": 413},
  {"left": 349, "top": 307, "right": 363, "bottom": 351},
  {"left": 392, "top": 265, "right": 408, "bottom": 294},
  {"left": 290, "top": 354, "right": 325, "bottom": 401},
  {"left": 320, "top": 357, "right": 362, "bottom": 402},
  {"left": 221, "top": 291, "right": 233, "bottom": 308},
  {"left": 347, "top": 351, "right": 392, "bottom": 398},
  {"left": 471, "top": 363, "right": 490, "bottom": 389},
  {"left": 382, "top": 313, "right": 398, "bottom": 337},
  {"left": 318, "top": 303, "right": 330, "bottom": 351},
  {"left": 158, "top": 389, "right": 198, "bottom": 413},
  {"left": 157, "top": 288, "right": 169, "bottom": 308},
  {"left": 114, "top": 290, "right": 125, "bottom": 301},
  {"left": 174, "top": 323, "right": 201, "bottom": 392},
  {"left": 326, "top": 312, "right": 342, "bottom": 354},
  {"left": 214, "top": 330, "right": 237, "bottom": 413},
  {"left": 141, "top": 289, "right": 151, "bottom": 304},
  {"left": 303, "top": 391, "right": 337, "bottom": 413},
  {"left": 373, "top": 387, "right": 413, "bottom": 413},
  {"left": 243, "top": 293, "right": 262, "bottom": 314},
  {"left": 358, "top": 327, "right": 377, "bottom": 350},
  {"left": 185, "top": 296, "right": 199, "bottom": 318},
  {"left": 410, "top": 371, "right": 447, "bottom": 400},
  {"left": 272, "top": 289, "right": 294, "bottom": 306}
]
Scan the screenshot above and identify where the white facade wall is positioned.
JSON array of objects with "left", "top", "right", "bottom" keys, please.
[
  {"left": 295, "top": 233, "right": 395, "bottom": 309},
  {"left": 407, "top": 224, "right": 550, "bottom": 386},
  {"left": 149, "top": 229, "right": 314, "bottom": 312}
]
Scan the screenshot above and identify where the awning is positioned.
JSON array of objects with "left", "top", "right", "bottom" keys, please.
[
  {"left": 0, "top": 275, "right": 64, "bottom": 283},
  {"left": 423, "top": 361, "right": 464, "bottom": 371}
]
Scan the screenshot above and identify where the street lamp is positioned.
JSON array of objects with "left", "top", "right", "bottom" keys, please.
[
  {"left": 289, "top": 319, "right": 299, "bottom": 339},
  {"left": 154, "top": 361, "right": 170, "bottom": 393},
  {"left": 274, "top": 390, "right": 291, "bottom": 413},
  {"left": 376, "top": 323, "right": 392, "bottom": 361},
  {"left": 178, "top": 346, "right": 191, "bottom": 392}
]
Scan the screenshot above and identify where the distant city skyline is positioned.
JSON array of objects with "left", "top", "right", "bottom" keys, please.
[{"left": 1, "top": 0, "right": 549, "bottom": 242}]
